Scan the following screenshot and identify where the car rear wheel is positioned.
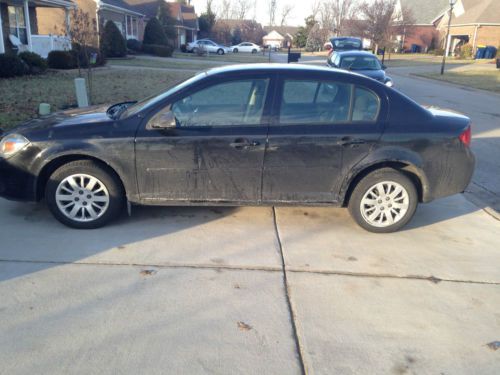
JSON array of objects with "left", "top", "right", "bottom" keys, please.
[
  {"left": 192, "top": 47, "right": 199, "bottom": 54},
  {"left": 233, "top": 48, "right": 238, "bottom": 53},
  {"left": 217, "top": 48, "right": 224, "bottom": 55},
  {"left": 348, "top": 168, "right": 417, "bottom": 233},
  {"left": 45, "top": 160, "right": 124, "bottom": 229}
]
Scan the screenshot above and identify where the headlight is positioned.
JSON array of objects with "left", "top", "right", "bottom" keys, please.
[
  {"left": 0, "top": 134, "right": 30, "bottom": 158},
  {"left": 385, "top": 79, "right": 394, "bottom": 87}
]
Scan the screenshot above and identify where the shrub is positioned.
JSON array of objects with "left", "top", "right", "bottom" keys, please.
[
  {"left": 459, "top": 43, "right": 474, "bottom": 59},
  {"left": 180, "top": 44, "right": 187, "bottom": 53},
  {"left": 143, "top": 18, "right": 168, "bottom": 46},
  {"left": 0, "top": 53, "right": 27, "bottom": 78},
  {"left": 72, "top": 43, "right": 106, "bottom": 68},
  {"left": 127, "top": 38, "right": 142, "bottom": 53},
  {"left": 432, "top": 47, "right": 445, "bottom": 56},
  {"left": 47, "top": 50, "right": 76, "bottom": 69},
  {"left": 101, "top": 20, "right": 127, "bottom": 58},
  {"left": 143, "top": 44, "right": 173, "bottom": 57},
  {"left": 18, "top": 51, "right": 47, "bottom": 74}
]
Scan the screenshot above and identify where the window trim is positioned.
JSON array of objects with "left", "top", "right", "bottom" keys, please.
[
  {"left": 274, "top": 76, "right": 381, "bottom": 127},
  {"left": 8, "top": 6, "right": 27, "bottom": 44},
  {"left": 125, "top": 15, "right": 138, "bottom": 39}
]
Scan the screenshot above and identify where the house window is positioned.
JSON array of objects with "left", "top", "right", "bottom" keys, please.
[
  {"left": 126, "top": 15, "right": 138, "bottom": 39},
  {"left": 8, "top": 6, "right": 28, "bottom": 44}
]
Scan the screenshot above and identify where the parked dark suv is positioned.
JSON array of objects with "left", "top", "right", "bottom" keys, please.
[{"left": 0, "top": 64, "right": 474, "bottom": 232}]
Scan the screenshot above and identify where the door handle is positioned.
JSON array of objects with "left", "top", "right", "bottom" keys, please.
[
  {"left": 229, "top": 138, "right": 260, "bottom": 149},
  {"left": 339, "top": 137, "right": 367, "bottom": 147}
]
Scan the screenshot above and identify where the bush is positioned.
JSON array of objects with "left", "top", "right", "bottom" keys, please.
[
  {"left": 432, "top": 47, "right": 445, "bottom": 56},
  {"left": 127, "top": 38, "right": 142, "bottom": 53},
  {"left": 18, "top": 51, "right": 47, "bottom": 74},
  {"left": 0, "top": 54, "right": 27, "bottom": 78},
  {"left": 143, "top": 18, "right": 168, "bottom": 46},
  {"left": 72, "top": 43, "right": 106, "bottom": 68},
  {"left": 180, "top": 44, "right": 187, "bottom": 53},
  {"left": 143, "top": 44, "right": 173, "bottom": 57},
  {"left": 47, "top": 50, "right": 76, "bottom": 69},
  {"left": 101, "top": 20, "right": 127, "bottom": 58},
  {"left": 459, "top": 43, "right": 474, "bottom": 59}
]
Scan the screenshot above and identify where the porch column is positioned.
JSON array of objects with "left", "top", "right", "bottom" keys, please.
[
  {"left": 23, "top": 0, "right": 32, "bottom": 51},
  {"left": 445, "top": 34, "right": 452, "bottom": 57},
  {"left": 65, "top": 7, "right": 71, "bottom": 38},
  {"left": 0, "top": 7, "right": 5, "bottom": 53}
]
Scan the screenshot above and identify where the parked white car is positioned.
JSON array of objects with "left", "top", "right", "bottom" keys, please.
[
  {"left": 230, "top": 42, "right": 262, "bottom": 54},
  {"left": 187, "top": 39, "right": 231, "bottom": 55}
]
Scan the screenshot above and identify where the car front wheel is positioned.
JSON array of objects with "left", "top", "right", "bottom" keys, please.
[
  {"left": 348, "top": 168, "right": 418, "bottom": 233},
  {"left": 45, "top": 160, "right": 124, "bottom": 229},
  {"left": 217, "top": 48, "right": 224, "bottom": 55},
  {"left": 233, "top": 48, "right": 238, "bottom": 53}
]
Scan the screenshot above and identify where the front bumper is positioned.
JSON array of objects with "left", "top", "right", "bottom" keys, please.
[{"left": 0, "top": 156, "right": 37, "bottom": 201}]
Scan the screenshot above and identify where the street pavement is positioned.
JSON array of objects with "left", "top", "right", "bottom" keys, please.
[
  {"left": 1, "top": 194, "right": 500, "bottom": 374},
  {"left": 1, "top": 55, "right": 500, "bottom": 374}
]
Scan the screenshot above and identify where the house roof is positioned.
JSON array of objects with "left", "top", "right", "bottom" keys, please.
[
  {"left": 263, "top": 30, "right": 285, "bottom": 40},
  {"left": 452, "top": 0, "right": 500, "bottom": 24},
  {"left": 100, "top": 0, "right": 146, "bottom": 16},
  {"left": 121, "top": 1, "right": 198, "bottom": 29},
  {"left": 399, "top": 0, "right": 449, "bottom": 24},
  {"left": 263, "top": 26, "right": 299, "bottom": 37}
]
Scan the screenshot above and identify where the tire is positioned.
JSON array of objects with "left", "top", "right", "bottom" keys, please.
[
  {"left": 45, "top": 160, "right": 124, "bottom": 229},
  {"left": 192, "top": 47, "right": 199, "bottom": 54},
  {"left": 233, "top": 48, "right": 238, "bottom": 53},
  {"left": 252, "top": 49, "right": 257, "bottom": 54},
  {"left": 348, "top": 168, "right": 418, "bottom": 233},
  {"left": 217, "top": 48, "right": 224, "bottom": 55}
]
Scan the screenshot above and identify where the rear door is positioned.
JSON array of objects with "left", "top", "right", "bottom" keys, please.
[
  {"left": 262, "top": 73, "right": 385, "bottom": 203},
  {"left": 135, "top": 73, "right": 274, "bottom": 203}
]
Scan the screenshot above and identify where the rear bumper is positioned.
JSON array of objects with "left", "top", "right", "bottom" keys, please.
[{"left": 0, "top": 157, "right": 37, "bottom": 201}]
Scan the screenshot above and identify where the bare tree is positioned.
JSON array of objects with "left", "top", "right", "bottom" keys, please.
[
  {"left": 268, "top": 0, "right": 277, "bottom": 26},
  {"left": 330, "top": 0, "right": 358, "bottom": 36},
  {"left": 218, "top": 0, "right": 232, "bottom": 20},
  {"left": 279, "top": 4, "right": 294, "bottom": 26},
  {"left": 235, "top": 0, "right": 252, "bottom": 20}
]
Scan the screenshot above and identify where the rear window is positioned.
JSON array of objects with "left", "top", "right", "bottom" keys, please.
[{"left": 332, "top": 38, "right": 362, "bottom": 50}]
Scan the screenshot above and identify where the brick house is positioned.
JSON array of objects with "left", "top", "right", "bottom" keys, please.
[
  {"left": 433, "top": 0, "right": 500, "bottom": 55},
  {"left": 1, "top": 0, "right": 74, "bottom": 56}
]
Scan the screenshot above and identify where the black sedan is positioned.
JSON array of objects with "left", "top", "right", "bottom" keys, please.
[
  {"left": 327, "top": 50, "right": 394, "bottom": 87},
  {"left": 0, "top": 64, "right": 474, "bottom": 232}
]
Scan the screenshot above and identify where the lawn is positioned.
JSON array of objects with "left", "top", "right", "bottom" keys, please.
[
  {"left": 108, "top": 57, "right": 224, "bottom": 71},
  {"left": 0, "top": 68, "right": 192, "bottom": 131},
  {"left": 415, "top": 68, "right": 500, "bottom": 93},
  {"left": 382, "top": 53, "right": 474, "bottom": 67},
  {"left": 172, "top": 51, "right": 271, "bottom": 64}
]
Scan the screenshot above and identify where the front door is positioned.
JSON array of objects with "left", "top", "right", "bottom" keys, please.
[
  {"left": 135, "top": 74, "right": 273, "bottom": 203},
  {"left": 262, "top": 76, "right": 383, "bottom": 203}
]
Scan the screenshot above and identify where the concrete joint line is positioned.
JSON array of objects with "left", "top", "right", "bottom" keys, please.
[{"left": 272, "top": 207, "right": 308, "bottom": 375}]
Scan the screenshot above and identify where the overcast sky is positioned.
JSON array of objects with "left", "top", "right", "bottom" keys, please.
[{"left": 189, "top": 0, "right": 315, "bottom": 27}]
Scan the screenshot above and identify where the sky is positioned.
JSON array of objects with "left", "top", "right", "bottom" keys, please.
[{"left": 188, "top": 0, "right": 315, "bottom": 27}]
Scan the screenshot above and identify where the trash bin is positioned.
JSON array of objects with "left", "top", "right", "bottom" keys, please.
[
  {"left": 484, "top": 46, "right": 497, "bottom": 59},
  {"left": 287, "top": 52, "right": 301, "bottom": 63},
  {"left": 496, "top": 58, "right": 500, "bottom": 69},
  {"left": 475, "top": 47, "right": 486, "bottom": 59}
]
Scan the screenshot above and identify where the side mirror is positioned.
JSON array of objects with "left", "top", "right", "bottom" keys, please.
[{"left": 150, "top": 110, "right": 177, "bottom": 129}]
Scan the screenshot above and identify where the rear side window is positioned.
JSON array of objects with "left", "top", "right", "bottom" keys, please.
[
  {"left": 280, "top": 80, "right": 352, "bottom": 124},
  {"left": 352, "top": 87, "right": 379, "bottom": 122}
]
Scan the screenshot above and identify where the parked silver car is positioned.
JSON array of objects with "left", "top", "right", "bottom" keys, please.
[{"left": 187, "top": 39, "right": 231, "bottom": 55}]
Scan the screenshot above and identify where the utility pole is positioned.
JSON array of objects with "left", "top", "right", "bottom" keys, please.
[{"left": 441, "top": 0, "right": 456, "bottom": 75}]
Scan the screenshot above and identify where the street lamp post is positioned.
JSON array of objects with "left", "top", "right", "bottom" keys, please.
[{"left": 441, "top": 0, "right": 457, "bottom": 75}]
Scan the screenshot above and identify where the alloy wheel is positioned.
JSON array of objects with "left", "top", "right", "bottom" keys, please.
[{"left": 359, "top": 181, "right": 409, "bottom": 227}]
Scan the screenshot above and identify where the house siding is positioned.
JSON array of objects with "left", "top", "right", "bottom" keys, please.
[{"left": 476, "top": 25, "right": 500, "bottom": 47}]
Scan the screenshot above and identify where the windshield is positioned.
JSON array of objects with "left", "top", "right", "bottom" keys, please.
[
  {"left": 121, "top": 72, "right": 207, "bottom": 118},
  {"left": 340, "top": 56, "right": 382, "bottom": 70},
  {"left": 332, "top": 38, "right": 362, "bottom": 50}
]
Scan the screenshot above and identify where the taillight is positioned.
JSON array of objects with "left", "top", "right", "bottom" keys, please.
[{"left": 459, "top": 126, "right": 471, "bottom": 147}]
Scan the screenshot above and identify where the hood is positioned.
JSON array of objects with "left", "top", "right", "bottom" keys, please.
[
  {"left": 10, "top": 104, "right": 112, "bottom": 135},
  {"left": 352, "top": 69, "right": 386, "bottom": 81}
]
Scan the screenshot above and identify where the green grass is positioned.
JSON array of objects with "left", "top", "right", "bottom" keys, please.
[
  {"left": 0, "top": 68, "right": 192, "bottom": 131},
  {"left": 108, "top": 57, "right": 221, "bottom": 71},
  {"left": 172, "top": 51, "right": 270, "bottom": 64},
  {"left": 415, "top": 68, "right": 500, "bottom": 93},
  {"left": 383, "top": 53, "right": 474, "bottom": 67}
]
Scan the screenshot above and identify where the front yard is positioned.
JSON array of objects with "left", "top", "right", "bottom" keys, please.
[
  {"left": 0, "top": 68, "right": 192, "bottom": 131},
  {"left": 415, "top": 65, "right": 500, "bottom": 93}
]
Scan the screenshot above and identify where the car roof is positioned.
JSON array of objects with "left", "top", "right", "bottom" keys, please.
[
  {"left": 204, "top": 63, "right": 372, "bottom": 80},
  {"left": 334, "top": 50, "right": 378, "bottom": 57}
]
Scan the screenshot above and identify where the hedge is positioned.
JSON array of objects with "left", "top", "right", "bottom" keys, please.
[
  {"left": 101, "top": 20, "right": 127, "bottom": 58},
  {"left": 47, "top": 50, "right": 76, "bottom": 69},
  {"left": 0, "top": 54, "right": 27, "bottom": 78},
  {"left": 143, "top": 44, "right": 173, "bottom": 57},
  {"left": 18, "top": 51, "right": 47, "bottom": 74}
]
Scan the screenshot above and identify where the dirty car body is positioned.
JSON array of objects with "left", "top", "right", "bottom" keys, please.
[{"left": 0, "top": 64, "right": 475, "bottom": 232}]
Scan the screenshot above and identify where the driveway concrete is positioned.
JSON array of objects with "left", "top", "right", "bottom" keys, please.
[{"left": 1, "top": 193, "right": 499, "bottom": 374}]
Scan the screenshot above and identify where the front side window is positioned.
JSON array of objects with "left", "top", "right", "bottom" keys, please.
[
  {"left": 171, "top": 78, "right": 270, "bottom": 127},
  {"left": 8, "top": 6, "right": 27, "bottom": 44},
  {"left": 126, "top": 16, "right": 138, "bottom": 38},
  {"left": 280, "top": 80, "right": 352, "bottom": 124}
]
